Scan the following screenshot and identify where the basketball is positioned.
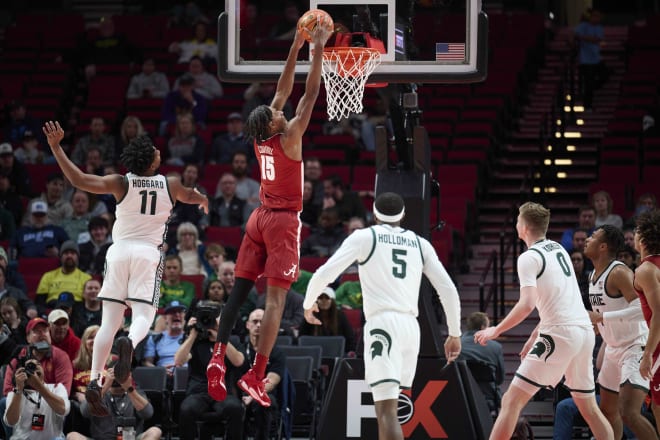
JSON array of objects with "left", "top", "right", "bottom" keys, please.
[{"left": 297, "top": 9, "right": 334, "bottom": 43}]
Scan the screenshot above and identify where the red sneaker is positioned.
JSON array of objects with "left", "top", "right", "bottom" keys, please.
[
  {"left": 238, "top": 368, "right": 271, "bottom": 407},
  {"left": 207, "top": 356, "right": 227, "bottom": 401}
]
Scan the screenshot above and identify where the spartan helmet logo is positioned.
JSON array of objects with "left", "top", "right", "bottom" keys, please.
[
  {"left": 527, "top": 333, "right": 556, "bottom": 362},
  {"left": 370, "top": 329, "right": 392, "bottom": 360}
]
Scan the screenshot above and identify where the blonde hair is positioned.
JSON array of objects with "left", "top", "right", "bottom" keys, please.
[
  {"left": 120, "top": 115, "right": 146, "bottom": 144},
  {"left": 518, "top": 202, "right": 550, "bottom": 236},
  {"left": 177, "top": 222, "right": 199, "bottom": 242},
  {"left": 72, "top": 325, "right": 100, "bottom": 370},
  {"left": 592, "top": 190, "right": 613, "bottom": 214}
]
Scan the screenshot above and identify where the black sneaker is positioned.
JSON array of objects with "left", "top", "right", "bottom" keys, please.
[
  {"left": 114, "top": 336, "right": 133, "bottom": 383},
  {"left": 85, "top": 380, "right": 109, "bottom": 417}
]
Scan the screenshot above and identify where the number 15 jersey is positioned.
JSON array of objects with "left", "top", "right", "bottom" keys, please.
[
  {"left": 255, "top": 134, "right": 303, "bottom": 211},
  {"left": 112, "top": 173, "right": 174, "bottom": 247}
]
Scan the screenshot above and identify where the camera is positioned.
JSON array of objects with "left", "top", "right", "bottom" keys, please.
[{"left": 189, "top": 300, "right": 222, "bottom": 338}]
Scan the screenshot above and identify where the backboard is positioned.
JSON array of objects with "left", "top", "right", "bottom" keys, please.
[{"left": 218, "top": 0, "right": 488, "bottom": 84}]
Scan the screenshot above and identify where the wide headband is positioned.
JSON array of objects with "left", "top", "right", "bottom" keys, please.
[{"left": 373, "top": 204, "right": 405, "bottom": 223}]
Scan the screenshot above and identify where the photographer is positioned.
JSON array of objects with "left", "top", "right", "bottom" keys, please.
[
  {"left": 174, "top": 303, "right": 245, "bottom": 440},
  {"left": 67, "top": 367, "right": 162, "bottom": 440},
  {"left": 4, "top": 358, "right": 69, "bottom": 439}
]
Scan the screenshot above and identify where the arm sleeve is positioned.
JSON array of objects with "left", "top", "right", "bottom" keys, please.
[
  {"left": 303, "top": 231, "right": 365, "bottom": 310},
  {"left": 603, "top": 298, "right": 645, "bottom": 324},
  {"left": 420, "top": 238, "right": 461, "bottom": 337}
]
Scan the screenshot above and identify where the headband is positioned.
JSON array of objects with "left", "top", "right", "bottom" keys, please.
[{"left": 373, "top": 204, "right": 405, "bottom": 223}]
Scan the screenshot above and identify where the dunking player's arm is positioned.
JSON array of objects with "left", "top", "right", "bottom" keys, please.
[
  {"left": 278, "top": 26, "right": 332, "bottom": 161},
  {"left": 43, "top": 121, "right": 208, "bottom": 213}
]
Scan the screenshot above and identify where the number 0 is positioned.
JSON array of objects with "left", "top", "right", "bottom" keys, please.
[{"left": 556, "top": 253, "right": 571, "bottom": 277}]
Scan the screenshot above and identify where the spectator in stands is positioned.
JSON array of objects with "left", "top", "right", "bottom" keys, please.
[
  {"left": 569, "top": 228, "right": 589, "bottom": 253},
  {"left": 4, "top": 357, "right": 70, "bottom": 440},
  {"left": 168, "top": 21, "right": 217, "bottom": 64},
  {"left": 269, "top": 1, "right": 300, "bottom": 39},
  {"left": 3, "top": 99, "right": 43, "bottom": 147},
  {"left": 617, "top": 245, "right": 639, "bottom": 271},
  {"left": 209, "top": 112, "right": 252, "bottom": 165},
  {"left": 347, "top": 216, "right": 367, "bottom": 233},
  {"left": 623, "top": 227, "right": 635, "bottom": 249},
  {"left": 78, "top": 216, "right": 113, "bottom": 275},
  {"left": 126, "top": 58, "right": 170, "bottom": 99},
  {"left": 218, "top": 260, "right": 258, "bottom": 331},
  {"left": 35, "top": 240, "right": 91, "bottom": 313},
  {"left": 0, "top": 247, "right": 26, "bottom": 294},
  {"left": 298, "top": 286, "right": 355, "bottom": 353},
  {"left": 174, "top": 306, "right": 245, "bottom": 440},
  {"left": 71, "top": 117, "right": 116, "bottom": 167},
  {"left": 160, "top": 72, "right": 209, "bottom": 136},
  {"left": 173, "top": 56, "right": 223, "bottom": 100},
  {"left": 165, "top": 112, "right": 206, "bottom": 166},
  {"left": 143, "top": 300, "right": 187, "bottom": 375},
  {"left": 169, "top": 2, "right": 210, "bottom": 27},
  {"left": 25, "top": 172, "right": 73, "bottom": 227},
  {"left": 10, "top": 201, "right": 69, "bottom": 260},
  {"left": 0, "top": 265, "right": 37, "bottom": 319},
  {"left": 0, "top": 171, "right": 24, "bottom": 225},
  {"left": 300, "top": 179, "right": 319, "bottom": 228},
  {"left": 240, "top": 308, "right": 285, "bottom": 439},
  {"left": 323, "top": 175, "right": 367, "bottom": 223},
  {"left": 625, "top": 192, "right": 657, "bottom": 229},
  {"left": 334, "top": 280, "right": 362, "bottom": 309},
  {"left": 48, "top": 308, "right": 81, "bottom": 362},
  {"left": 255, "top": 289, "right": 304, "bottom": 338},
  {"left": 0, "top": 142, "right": 32, "bottom": 198},
  {"left": 13, "top": 129, "right": 54, "bottom": 165},
  {"left": 560, "top": 205, "right": 596, "bottom": 250},
  {"left": 458, "top": 312, "right": 505, "bottom": 415},
  {"left": 1, "top": 316, "right": 73, "bottom": 438},
  {"left": 159, "top": 254, "right": 196, "bottom": 308},
  {"left": 574, "top": 9, "right": 605, "bottom": 112},
  {"left": 301, "top": 207, "right": 347, "bottom": 257},
  {"left": 167, "top": 222, "right": 208, "bottom": 276},
  {"left": 70, "top": 367, "right": 161, "bottom": 440},
  {"left": 304, "top": 157, "right": 324, "bottom": 208},
  {"left": 570, "top": 250, "right": 591, "bottom": 309},
  {"left": 54, "top": 291, "right": 75, "bottom": 320},
  {"left": 81, "top": 146, "right": 104, "bottom": 178},
  {"left": 115, "top": 115, "right": 147, "bottom": 160},
  {"left": 592, "top": 190, "right": 623, "bottom": 229},
  {"left": 203, "top": 243, "right": 226, "bottom": 282},
  {"left": 71, "top": 279, "right": 103, "bottom": 338},
  {"left": 242, "top": 82, "right": 293, "bottom": 121},
  {"left": 60, "top": 190, "right": 101, "bottom": 244},
  {"left": 0, "top": 204, "right": 14, "bottom": 241},
  {"left": 226, "top": 151, "right": 259, "bottom": 210},
  {"left": 210, "top": 172, "right": 251, "bottom": 227},
  {"left": 71, "top": 324, "right": 100, "bottom": 402},
  {"left": 81, "top": 16, "right": 140, "bottom": 81},
  {"left": 165, "top": 164, "right": 209, "bottom": 249},
  {"left": 1, "top": 296, "right": 28, "bottom": 346}
]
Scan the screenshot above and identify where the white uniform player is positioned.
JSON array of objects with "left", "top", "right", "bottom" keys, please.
[
  {"left": 100, "top": 173, "right": 173, "bottom": 307},
  {"left": 590, "top": 260, "right": 648, "bottom": 393}
]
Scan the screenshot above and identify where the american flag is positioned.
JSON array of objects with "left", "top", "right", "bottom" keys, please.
[{"left": 435, "top": 43, "right": 465, "bottom": 61}]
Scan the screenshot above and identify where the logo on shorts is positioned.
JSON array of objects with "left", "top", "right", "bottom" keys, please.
[
  {"left": 528, "top": 333, "right": 555, "bottom": 362},
  {"left": 283, "top": 263, "right": 297, "bottom": 277},
  {"left": 370, "top": 329, "right": 392, "bottom": 360}
]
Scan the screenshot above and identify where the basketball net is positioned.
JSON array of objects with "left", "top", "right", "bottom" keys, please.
[{"left": 321, "top": 47, "right": 381, "bottom": 121}]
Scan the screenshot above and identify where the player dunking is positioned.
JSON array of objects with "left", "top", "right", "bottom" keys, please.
[
  {"left": 635, "top": 209, "right": 660, "bottom": 431},
  {"left": 206, "top": 24, "right": 333, "bottom": 405},
  {"left": 43, "top": 122, "right": 208, "bottom": 416},
  {"left": 475, "top": 202, "right": 613, "bottom": 440},
  {"left": 304, "top": 192, "right": 462, "bottom": 440}
]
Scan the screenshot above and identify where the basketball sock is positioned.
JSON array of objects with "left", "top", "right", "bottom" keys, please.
[
  {"left": 254, "top": 353, "right": 269, "bottom": 379},
  {"left": 218, "top": 277, "right": 254, "bottom": 343}
]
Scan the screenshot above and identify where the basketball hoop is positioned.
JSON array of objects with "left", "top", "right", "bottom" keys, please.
[{"left": 321, "top": 47, "right": 382, "bottom": 121}]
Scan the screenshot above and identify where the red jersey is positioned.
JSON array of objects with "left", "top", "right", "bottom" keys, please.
[
  {"left": 254, "top": 134, "right": 303, "bottom": 211},
  {"left": 636, "top": 255, "right": 660, "bottom": 328}
]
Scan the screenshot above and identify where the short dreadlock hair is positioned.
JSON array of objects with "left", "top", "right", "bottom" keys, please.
[
  {"left": 120, "top": 135, "right": 155, "bottom": 175},
  {"left": 245, "top": 105, "right": 272, "bottom": 143},
  {"left": 636, "top": 209, "right": 660, "bottom": 255}
]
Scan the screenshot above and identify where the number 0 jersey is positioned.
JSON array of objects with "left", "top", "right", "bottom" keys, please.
[
  {"left": 112, "top": 173, "right": 174, "bottom": 247},
  {"left": 518, "top": 239, "right": 591, "bottom": 327},
  {"left": 254, "top": 134, "right": 303, "bottom": 211}
]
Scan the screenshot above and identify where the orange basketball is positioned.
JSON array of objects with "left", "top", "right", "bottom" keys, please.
[{"left": 297, "top": 9, "right": 334, "bottom": 43}]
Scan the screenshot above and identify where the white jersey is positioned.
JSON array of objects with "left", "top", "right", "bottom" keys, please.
[
  {"left": 590, "top": 260, "right": 647, "bottom": 348},
  {"left": 304, "top": 224, "right": 461, "bottom": 337},
  {"left": 518, "top": 239, "right": 591, "bottom": 327},
  {"left": 112, "top": 173, "right": 174, "bottom": 247}
]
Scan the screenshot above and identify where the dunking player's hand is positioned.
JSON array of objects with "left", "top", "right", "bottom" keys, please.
[
  {"left": 304, "top": 302, "right": 322, "bottom": 326},
  {"left": 43, "top": 120, "right": 65, "bottom": 152},
  {"left": 310, "top": 17, "right": 333, "bottom": 47}
]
